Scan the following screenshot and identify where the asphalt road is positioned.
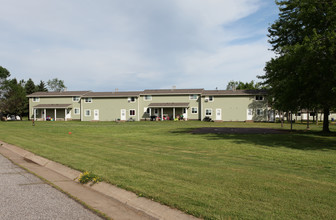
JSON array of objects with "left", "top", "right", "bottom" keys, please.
[{"left": 0, "top": 154, "right": 103, "bottom": 220}]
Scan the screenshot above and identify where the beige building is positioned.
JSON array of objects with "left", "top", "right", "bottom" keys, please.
[{"left": 27, "top": 89, "right": 270, "bottom": 122}]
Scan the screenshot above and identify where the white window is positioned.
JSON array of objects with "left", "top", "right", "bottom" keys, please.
[
  {"left": 191, "top": 107, "right": 198, "bottom": 114},
  {"left": 189, "top": 94, "right": 198, "bottom": 100},
  {"left": 84, "top": 109, "right": 91, "bottom": 116},
  {"left": 205, "top": 109, "right": 212, "bottom": 116},
  {"left": 208, "top": 96, "right": 214, "bottom": 102},
  {"left": 84, "top": 98, "right": 92, "bottom": 103},
  {"left": 130, "top": 109, "right": 136, "bottom": 116},
  {"left": 256, "top": 109, "right": 264, "bottom": 116},
  {"left": 128, "top": 97, "right": 136, "bottom": 103},
  {"left": 32, "top": 97, "right": 40, "bottom": 102},
  {"left": 73, "top": 96, "right": 80, "bottom": 102},
  {"left": 255, "top": 96, "right": 264, "bottom": 101},
  {"left": 74, "top": 108, "right": 80, "bottom": 115}
]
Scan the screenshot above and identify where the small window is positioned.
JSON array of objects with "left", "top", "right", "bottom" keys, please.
[
  {"left": 84, "top": 98, "right": 92, "bottom": 103},
  {"left": 144, "top": 95, "right": 152, "bottom": 101},
  {"left": 73, "top": 96, "right": 80, "bottom": 102},
  {"left": 297, "top": 113, "right": 301, "bottom": 116},
  {"left": 154, "top": 108, "right": 158, "bottom": 114},
  {"left": 84, "top": 109, "right": 91, "bottom": 116},
  {"left": 256, "top": 109, "right": 264, "bottom": 116},
  {"left": 208, "top": 96, "right": 214, "bottom": 102},
  {"left": 74, "top": 108, "right": 80, "bottom": 115},
  {"left": 205, "top": 109, "right": 212, "bottom": 116},
  {"left": 189, "top": 94, "right": 198, "bottom": 100},
  {"left": 191, "top": 107, "right": 198, "bottom": 114},
  {"left": 128, "top": 97, "right": 136, "bottom": 103},
  {"left": 32, "top": 97, "right": 40, "bottom": 102},
  {"left": 255, "top": 96, "right": 264, "bottom": 101},
  {"left": 309, "top": 112, "right": 315, "bottom": 116},
  {"left": 130, "top": 109, "right": 136, "bottom": 116}
]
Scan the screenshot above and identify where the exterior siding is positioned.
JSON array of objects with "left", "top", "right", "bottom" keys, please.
[
  {"left": 201, "top": 96, "right": 268, "bottom": 121},
  {"left": 81, "top": 97, "right": 139, "bottom": 121},
  {"left": 139, "top": 94, "right": 201, "bottom": 120},
  {"left": 29, "top": 97, "right": 81, "bottom": 120}
]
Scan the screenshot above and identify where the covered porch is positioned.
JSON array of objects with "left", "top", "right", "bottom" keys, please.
[
  {"left": 33, "top": 104, "right": 72, "bottom": 121},
  {"left": 147, "top": 102, "right": 189, "bottom": 121}
]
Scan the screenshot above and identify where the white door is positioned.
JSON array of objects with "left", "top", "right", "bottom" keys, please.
[
  {"left": 121, "top": 109, "right": 126, "bottom": 121},
  {"left": 183, "top": 108, "right": 187, "bottom": 120},
  {"left": 66, "top": 109, "right": 71, "bottom": 119},
  {"left": 247, "top": 109, "right": 253, "bottom": 120},
  {"left": 216, "top": 108, "right": 222, "bottom": 121},
  {"left": 94, "top": 109, "right": 99, "bottom": 120}
]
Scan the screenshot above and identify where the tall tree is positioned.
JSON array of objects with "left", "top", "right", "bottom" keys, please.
[
  {"left": 36, "top": 80, "right": 48, "bottom": 92},
  {"left": 24, "top": 78, "right": 37, "bottom": 95},
  {"left": 0, "top": 78, "right": 27, "bottom": 119},
  {"left": 0, "top": 66, "right": 10, "bottom": 96},
  {"left": 259, "top": 0, "right": 336, "bottom": 132},
  {"left": 47, "top": 78, "right": 66, "bottom": 92}
]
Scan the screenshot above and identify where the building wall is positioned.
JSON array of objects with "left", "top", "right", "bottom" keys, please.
[
  {"left": 139, "top": 94, "right": 201, "bottom": 120},
  {"left": 81, "top": 97, "right": 139, "bottom": 121},
  {"left": 29, "top": 97, "right": 81, "bottom": 120},
  {"left": 201, "top": 95, "right": 268, "bottom": 121}
]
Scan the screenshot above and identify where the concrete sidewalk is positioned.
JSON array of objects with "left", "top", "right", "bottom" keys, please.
[{"left": 0, "top": 141, "right": 199, "bottom": 220}]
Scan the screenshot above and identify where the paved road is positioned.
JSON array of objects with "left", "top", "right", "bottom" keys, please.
[{"left": 0, "top": 154, "right": 102, "bottom": 220}]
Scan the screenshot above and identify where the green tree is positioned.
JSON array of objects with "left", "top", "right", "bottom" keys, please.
[
  {"left": 36, "top": 80, "right": 48, "bottom": 92},
  {"left": 259, "top": 0, "right": 336, "bottom": 132},
  {"left": 24, "top": 78, "right": 37, "bottom": 95},
  {"left": 0, "top": 78, "right": 27, "bottom": 119},
  {"left": 226, "top": 80, "right": 263, "bottom": 90},
  {"left": 47, "top": 78, "right": 66, "bottom": 92},
  {"left": 0, "top": 66, "right": 11, "bottom": 96}
]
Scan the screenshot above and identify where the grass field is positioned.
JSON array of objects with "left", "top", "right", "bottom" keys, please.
[{"left": 0, "top": 121, "right": 336, "bottom": 219}]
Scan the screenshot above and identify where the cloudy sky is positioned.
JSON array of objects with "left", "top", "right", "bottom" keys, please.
[{"left": 0, "top": 0, "right": 278, "bottom": 91}]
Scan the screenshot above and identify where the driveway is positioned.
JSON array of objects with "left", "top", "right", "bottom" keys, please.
[{"left": 0, "top": 154, "right": 102, "bottom": 220}]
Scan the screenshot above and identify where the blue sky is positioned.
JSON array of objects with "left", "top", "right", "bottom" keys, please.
[{"left": 0, "top": 0, "right": 279, "bottom": 91}]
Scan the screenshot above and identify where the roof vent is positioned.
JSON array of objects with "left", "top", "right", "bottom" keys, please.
[{"left": 172, "top": 85, "right": 176, "bottom": 90}]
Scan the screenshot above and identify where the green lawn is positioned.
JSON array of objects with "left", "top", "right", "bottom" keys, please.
[{"left": 1, "top": 121, "right": 336, "bottom": 219}]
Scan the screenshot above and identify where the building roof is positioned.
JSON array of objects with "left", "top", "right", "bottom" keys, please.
[
  {"left": 33, "top": 104, "right": 72, "bottom": 109},
  {"left": 82, "top": 91, "right": 141, "bottom": 97},
  {"left": 27, "top": 91, "right": 90, "bottom": 97},
  {"left": 148, "top": 102, "right": 190, "bottom": 108},
  {"left": 202, "top": 90, "right": 267, "bottom": 96},
  {"left": 141, "top": 89, "right": 204, "bottom": 95}
]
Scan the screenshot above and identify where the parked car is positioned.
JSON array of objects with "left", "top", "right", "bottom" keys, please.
[{"left": 6, "top": 115, "right": 21, "bottom": 121}]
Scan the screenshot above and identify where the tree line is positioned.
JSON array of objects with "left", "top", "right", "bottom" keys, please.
[{"left": 0, "top": 66, "right": 66, "bottom": 120}]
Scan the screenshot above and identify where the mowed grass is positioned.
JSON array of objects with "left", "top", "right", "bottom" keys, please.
[{"left": 0, "top": 121, "right": 336, "bottom": 219}]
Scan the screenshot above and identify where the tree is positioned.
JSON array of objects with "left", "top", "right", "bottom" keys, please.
[
  {"left": 0, "top": 66, "right": 10, "bottom": 96},
  {"left": 0, "top": 78, "right": 27, "bottom": 119},
  {"left": 36, "top": 80, "right": 48, "bottom": 92},
  {"left": 226, "top": 80, "right": 263, "bottom": 90},
  {"left": 47, "top": 78, "right": 66, "bottom": 92},
  {"left": 259, "top": 0, "right": 336, "bottom": 132},
  {"left": 24, "top": 78, "right": 37, "bottom": 95}
]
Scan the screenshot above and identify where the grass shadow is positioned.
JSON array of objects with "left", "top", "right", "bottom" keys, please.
[{"left": 171, "top": 127, "right": 336, "bottom": 151}]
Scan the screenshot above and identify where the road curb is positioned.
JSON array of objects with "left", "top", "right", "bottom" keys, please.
[{"left": 0, "top": 141, "right": 199, "bottom": 220}]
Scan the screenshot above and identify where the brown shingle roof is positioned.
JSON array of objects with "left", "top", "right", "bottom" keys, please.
[
  {"left": 202, "top": 90, "right": 267, "bottom": 96},
  {"left": 148, "top": 102, "right": 189, "bottom": 108},
  {"left": 83, "top": 91, "right": 141, "bottom": 97},
  {"left": 27, "top": 91, "right": 90, "bottom": 97},
  {"left": 142, "top": 89, "right": 204, "bottom": 95}
]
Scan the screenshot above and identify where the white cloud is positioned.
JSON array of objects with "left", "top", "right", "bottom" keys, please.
[{"left": 0, "top": 0, "right": 276, "bottom": 91}]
